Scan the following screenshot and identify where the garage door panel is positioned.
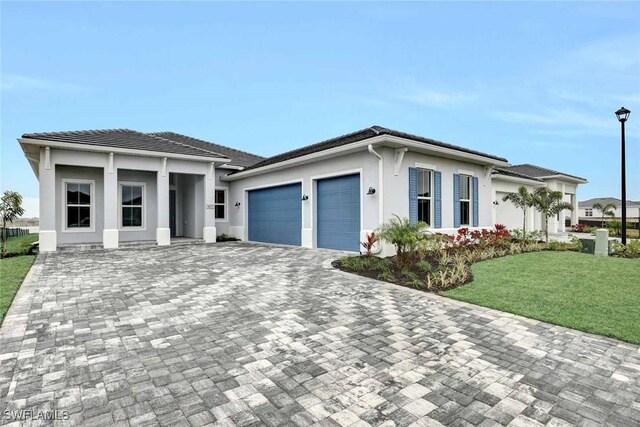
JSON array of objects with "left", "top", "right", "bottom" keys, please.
[
  {"left": 317, "top": 174, "right": 360, "bottom": 251},
  {"left": 248, "top": 183, "right": 301, "bottom": 246}
]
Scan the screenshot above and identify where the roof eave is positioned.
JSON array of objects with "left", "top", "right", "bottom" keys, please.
[
  {"left": 538, "top": 174, "right": 588, "bottom": 184},
  {"left": 222, "top": 134, "right": 508, "bottom": 181},
  {"left": 18, "top": 138, "right": 231, "bottom": 164}
]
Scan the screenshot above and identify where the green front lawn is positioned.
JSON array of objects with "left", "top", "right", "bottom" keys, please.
[
  {"left": 444, "top": 251, "right": 640, "bottom": 344},
  {"left": 3, "top": 233, "right": 38, "bottom": 256},
  {"left": 0, "top": 255, "right": 35, "bottom": 325}
]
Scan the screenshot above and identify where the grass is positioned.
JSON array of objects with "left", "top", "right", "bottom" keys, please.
[
  {"left": 3, "top": 233, "right": 39, "bottom": 256},
  {"left": 0, "top": 233, "right": 38, "bottom": 325},
  {"left": 0, "top": 255, "right": 35, "bottom": 325},
  {"left": 444, "top": 251, "right": 640, "bottom": 345}
]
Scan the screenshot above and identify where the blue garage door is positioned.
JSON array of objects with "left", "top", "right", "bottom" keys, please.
[
  {"left": 317, "top": 174, "right": 360, "bottom": 251},
  {"left": 248, "top": 183, "right": 302, "bottom": 246}
]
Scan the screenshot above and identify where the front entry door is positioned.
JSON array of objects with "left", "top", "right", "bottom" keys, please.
[{"left": 169, "top": 190, "right": 177, "bottom": 237}]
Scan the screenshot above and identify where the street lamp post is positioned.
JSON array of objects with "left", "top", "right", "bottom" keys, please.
[{"left": 615, "top": 107, "right": 630, "bottom": 245}]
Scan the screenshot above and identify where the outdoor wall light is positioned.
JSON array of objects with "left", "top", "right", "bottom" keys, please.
[
  {"left": 366, "top": 187, "right": 376, "bottom": 195},
  {"left": 234, "top": 202, "right": 241, "bottom": 207},
  {"left": 493, "top": 201, "right": 499, "bottom": 206},
  {"left": 301, "top": 194, "right": 309, "bottom": 201}
]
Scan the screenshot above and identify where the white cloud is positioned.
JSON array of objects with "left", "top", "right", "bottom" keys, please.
[
  {"left": 490, "top": 108, "right": 611, "bottom": 130},
  {"left": 1, "top": 74, "right": 87, "bottom": 93}
]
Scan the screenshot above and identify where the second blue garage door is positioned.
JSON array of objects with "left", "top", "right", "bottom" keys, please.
[
  {"left": 317, "top": 174, "right": 360, "bottom": 251},
  {"left": 248, "top": 183, "right": 301, "bottom": 246}
]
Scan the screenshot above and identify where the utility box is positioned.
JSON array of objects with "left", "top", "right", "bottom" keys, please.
[{"left": 594, "top": 229, "right": 609, "bottom": 256}]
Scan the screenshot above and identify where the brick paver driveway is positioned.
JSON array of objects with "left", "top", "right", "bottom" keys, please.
[{"left": 1, "top": 243, "right": 639, "bottom": 427}]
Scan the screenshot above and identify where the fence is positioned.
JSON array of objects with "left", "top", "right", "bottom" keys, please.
[{"left": 0, "top": 227, "right": 31, "bottom": 238}]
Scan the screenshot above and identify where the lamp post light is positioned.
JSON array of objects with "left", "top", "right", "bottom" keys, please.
[{"left": 615, "top": 106, "right": 630, "bottom": 245}]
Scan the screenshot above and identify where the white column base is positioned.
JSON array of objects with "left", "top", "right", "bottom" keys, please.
[
  {"left": 103, "top": 229, "right": 119, "bottom": 249},
  {"left": 229, "top": 226, "right": 245, "bottom": 240},
  {"left": 156, "top": 228, "right": 171, "bottom": 246},
  {"left": 39, "top": 230, "right": 57, "bottom": 252},
  {"left": 203, "top": 226, "right": 217, "bottom": 243},
  {"left": 302, "top": 228, "right": 313, "bottom": 248}
]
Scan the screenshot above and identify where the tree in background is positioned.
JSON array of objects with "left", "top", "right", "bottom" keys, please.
[
  {"left": 502, "top": 185, "right": 534, "bottom": 238},
  {"left": 531, "top": 187, "right": 573, "bottom": 244},
  {"left": 1, "top": 191, "right": 25, "bottom": 257},
  {"left": 592, "top": 202, "right": 616, "bottom": 228}
]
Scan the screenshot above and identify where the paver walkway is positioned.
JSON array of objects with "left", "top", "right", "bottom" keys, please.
[{"left": 1, "top": 243, "right": 639, "bottom": 426}]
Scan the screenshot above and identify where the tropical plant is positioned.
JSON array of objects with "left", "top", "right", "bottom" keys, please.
[
  {"left": 530, "top": 187, "right": 574, "bottom": 243},
  {"left": 378, "top": 215, "right": 428, "bottom": 265},
  {"left": 502, "top": 186, "right": 534, "bottom": 237},
  {"left": 360, "top": 232, "right": 380, "bottom": 257},
  {"left": 0, "top": 191, "right": 25, "bottom": 258},
  {"left": 611, "top": 240, "right": 640, "bottom": 259},
  {"left": 592, "top": 202, "right": 616, "bottom": 228}
]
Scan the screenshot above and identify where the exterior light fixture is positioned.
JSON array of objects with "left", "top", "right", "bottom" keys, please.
[
  {"left": 301, "top": 194, "right": 309, "bottom": 201},
  {"left": 366, "top": 187, "right": 376, "bottom": 195},
  {"left": 234, "top": 202, "right": 241, "bottom": 207},
  {"left": 615, "top": 106, "right": 630, "bottom": 245},
  {"left": 493, "top": 201, "right": 499, "bottom": 206}
]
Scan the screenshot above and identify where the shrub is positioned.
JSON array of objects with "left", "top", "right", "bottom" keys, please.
[
  {"left": 611, "top": 240, "right": 640, "bottom": 259},
  {"left": 571, "top": 224, "right": 586, "bottom": 233},
  {"left": 217, "top": 233, "right": 240, "bottom": 242},
  {"left": 378, "top": 215, "right": 428, "bottom": 264},
  {"left": 547, "top": 235, "right": 583, "bottom": 252},
  {"left": 509, "top": 229, "right": 542, "bottom": 243},
  {"left": 360, "top": 232, "right": 380, "bottom": 257}
]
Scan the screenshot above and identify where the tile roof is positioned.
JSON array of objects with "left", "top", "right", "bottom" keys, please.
[
  {"left": 503, "top": 164, "right": 586, "bottom": 181},
  {"left": 578, "top": 197, "right": 640, "bottom": 208},
  {"left": 234, "top": 125, "right": 508, "bottom": 174},
  {"left": 21, "top": 129, "right": 229, "bottom": 160},
  {"left": 492, "top": 167, "right": 544, "bottom": 182},
  {"left": 149, "top": 132, "right": 264, "bottom": 168}
]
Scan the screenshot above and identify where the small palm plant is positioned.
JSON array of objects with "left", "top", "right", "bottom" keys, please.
[
  {"left": 592, "top": 202, "right": 616, "bottom": 228},
  {"left": 530, "top": 187, "right": 574, "bottom": 244},
  {"left": 1, "top": 191, "right": 26, "bottom": 258},
  {"left": 378, "top": 215, "right": 428, "bottom": 265},
  {"left": 502, "top": 185, "right": 534, "bottom": 238}
]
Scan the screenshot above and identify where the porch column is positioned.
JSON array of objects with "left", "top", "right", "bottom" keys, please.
[
  {"left": 103, "top": 154, "right": 119, "bottom": 249},
  {"left": 203, "top": 162, "right": 217, "bottom": 243},
  {"left": 39, "top": 147, "right": 57, "bottom": 252},
  {"left": 571, "top": 194, "right": 579, "bottom": 226},
  {"left": 156, "top": 158, "right": 171, "bottom": 245}
]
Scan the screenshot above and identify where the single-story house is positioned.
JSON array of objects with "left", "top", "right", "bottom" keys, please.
[
  {"left": 578, "top": 197, "right": 640, "bottom": 220},
  {"left": 18, "top": 126, "right": 587, "bottom": 255},
  {"left": 492, "top": 164, "right": 587, "bottom": 233}
]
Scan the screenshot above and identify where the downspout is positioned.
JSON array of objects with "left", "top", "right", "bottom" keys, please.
[{"left": 368, "top": 144, "right": 384, "bottom": 254}]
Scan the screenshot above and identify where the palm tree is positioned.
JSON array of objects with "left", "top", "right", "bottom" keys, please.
[
  {"left": 530, "top": 187, "right": 574, "bottom": 244},
  {"left": 1, "top": 191, "right": 25, "bottom": 257},
  {"left": 502, "top": 186, "right": 534, "bottom": 238},
  {"left": 592, "top": 202, "right": 616, "bottom": 228}
]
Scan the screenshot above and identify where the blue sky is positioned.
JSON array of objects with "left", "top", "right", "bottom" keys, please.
[{"left": 2, "top": 1, "right": 639, "bottom": 216}]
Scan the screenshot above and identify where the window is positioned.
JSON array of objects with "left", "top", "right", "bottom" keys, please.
[
  {"left": 417, "top": 169, "right": 432, "bottom": 225},
  {"left": 121, "top": 184, "right": 144, "bottom": 228},
  {"left": 65, "top": 182, "right": 92, "bottom": 229},
  {"left": 585, "top": 208, "right": 593, "bottom": 217},
  {"left": 460, "top": 175, "right": 472, "bottom": 226},
  {"left": 215, "top": 188, "right": 227, "bottom": 220}
]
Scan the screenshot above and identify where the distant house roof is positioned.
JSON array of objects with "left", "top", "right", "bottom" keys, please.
[
  {"left": 234, "top": 125, "right": 508, "bottom": 174},
  {"left": 579, "top": 197, "right": 640, "bottom": 208},
  {"left": 492, "top": 167, "right": 544, "bottom": 182},
  {"left": 502, "top": 164, "right": 586, "bottom": 182},
  {"left": 21, "top": 129, "right": 229, "bottom": 160},
  {"left": 149, "top": 132, "right": 264, "bottom": 168}
]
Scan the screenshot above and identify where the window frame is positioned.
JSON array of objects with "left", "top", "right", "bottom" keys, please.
[
  {"left": 585, "top": 208, "right": 593, "bottom": 217},
  {"left": 416, "top": 168, "right": 433, "bottom": 226},
  {"left": 214, "top": 187, "right": 228, "bottom": 222},
  {"left": 119, "top": 181, "right": 146, "bottom": 230},
  {"left": 459, "top": 174, "right": 472, "bottom": 226},
  {"left": 62, "top": 179, "right": 95, "bottom": 233}
]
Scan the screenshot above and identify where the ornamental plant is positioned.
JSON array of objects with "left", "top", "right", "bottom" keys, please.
[
  {"left": 360, "top": 232, "right": 380, "bottom": 257},
  {"left": 1, "top": 190, "right": 25, "bottom": 258},
  {"left": 378, "top": 215, "right": 428, "bottom": 265}
]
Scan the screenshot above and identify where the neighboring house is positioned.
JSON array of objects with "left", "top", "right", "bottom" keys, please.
[
  {"left": 18, "top": 126, "right": 587, "bottom": 255},
  {"left": 491, "top": 164, "right": 587, "bottom": 233},
  {"left": 578, "top": 197, "right": 640, "bottom": 221}
]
